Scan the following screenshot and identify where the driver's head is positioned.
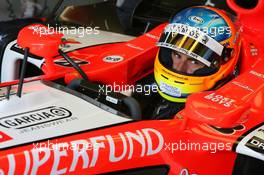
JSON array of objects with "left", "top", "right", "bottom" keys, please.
[
  {"left": 171, "top": 50, "right": 205, "bottom": 74},
  {"left": 154, "top": 6, "right": 241, "bottom": 102}
]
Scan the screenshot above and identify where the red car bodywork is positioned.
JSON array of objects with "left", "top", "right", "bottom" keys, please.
[
  {"left": 16, "top": 23, "right": 164, "bottom": 86},
  {"left": 0, "top": 0, "right": 264, "bottom": 174}
]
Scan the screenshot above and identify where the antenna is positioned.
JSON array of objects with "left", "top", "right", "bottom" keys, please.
[
  {"left": 17, "top": 47, "right": 29, "bottom": 98},
  {"left": 5, "top": 85, "right": 11, "bottom": 100},
  {"left": 59, "top": 49, "right": 89, "bottom": 81}
]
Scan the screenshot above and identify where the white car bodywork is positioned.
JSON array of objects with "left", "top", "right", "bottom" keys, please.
[{"left": 0, "top": 80, "right": 131, "bottom": 149}]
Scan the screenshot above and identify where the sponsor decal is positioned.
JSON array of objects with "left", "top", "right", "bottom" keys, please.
[
  {"left": 235, "top": 124, "right": 264, "bottom": 161},
  {"left": 163, "top": 23, "right": 224, "bottom": 58},
  {"left": 246, "top": 136, "right": 264, "bottom": 154},
  {"left": 0, "top": 106, "right": 72, "bottom": 130},
  {"left": 232, "top": 81, "right": 254, "bottom": 92},
  {"left": 180, "top": 168, "right": 198, "bottom": 175},
  {"left": 188, "top": 16, "right": 204, "bottom": 24},
  {"left": 244, "top": 128, "right": 264, "bottom": 154},
  {"left": 164, "top": 23, "right": 209, "bottom": 45},
  {"left": 210, "top": 124, "right": 245, "bottom": 135},
  {"left": 159, "top": 82, "right": 181, "bottom": 97},
  {"left": 204, "top": 92, "right": 236, "bottom": 108},
  {"left": 0, "top": 128, "right": 164, "bottom": 174},
  {"left": 54, "top": 57, "right": 89, "bottom": 67},
  {"left": 103, "top": 55, "right": 124, "bottom": 63},
  {"left": 249, "top": 43, "right": 258, "bottom": 56},
  {"left": 145, "top": 33, "right": 159, "bottom": 40},
  {"left": 250, "top": 70, "right": 264, "bottom": 79},
  {"left": 0, "top": 131, "right": 12, "bottom": 143},
  {"left": 126, "top": 43, "right": 144, "bottom": 51}
]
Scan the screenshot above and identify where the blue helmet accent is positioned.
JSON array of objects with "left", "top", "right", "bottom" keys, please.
[{"left": 170, "top": 7, "right": 232, "bottom": 42}]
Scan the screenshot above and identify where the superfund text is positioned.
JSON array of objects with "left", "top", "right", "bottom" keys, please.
[{"left": 0, "top": 128, "right": 164, "bottom": 175}]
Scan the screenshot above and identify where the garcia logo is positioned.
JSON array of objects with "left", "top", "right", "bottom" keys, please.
[
  {"left": 103, "top": 55, "right": 124, "bottom": 63},
  {"left": 0, "top": 106, "right": 72, "bottom": 129},
  {"left": 189, "top": 16, "right": 204, "bottom": 24}
]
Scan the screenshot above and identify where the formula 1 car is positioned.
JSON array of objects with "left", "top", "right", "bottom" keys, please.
[{"left": 1, "top": 0, "right": 264, "bottom": 175}]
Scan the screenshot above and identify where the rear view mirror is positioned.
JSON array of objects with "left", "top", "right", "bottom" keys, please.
[{"left": 17, "top": 24, "right": 63, "bottom": 58}]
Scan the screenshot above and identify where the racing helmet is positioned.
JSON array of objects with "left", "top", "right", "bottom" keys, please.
[{"left": 154, "top": 6, "right": 241, "bottom": 102}]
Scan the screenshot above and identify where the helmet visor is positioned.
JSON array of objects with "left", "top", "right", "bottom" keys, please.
[
  {"left": 157, "top": 23, "right": 224, "bottom": 69},
  {"left": 158, "top": 47, "right": 219, "bottom": 76}
]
